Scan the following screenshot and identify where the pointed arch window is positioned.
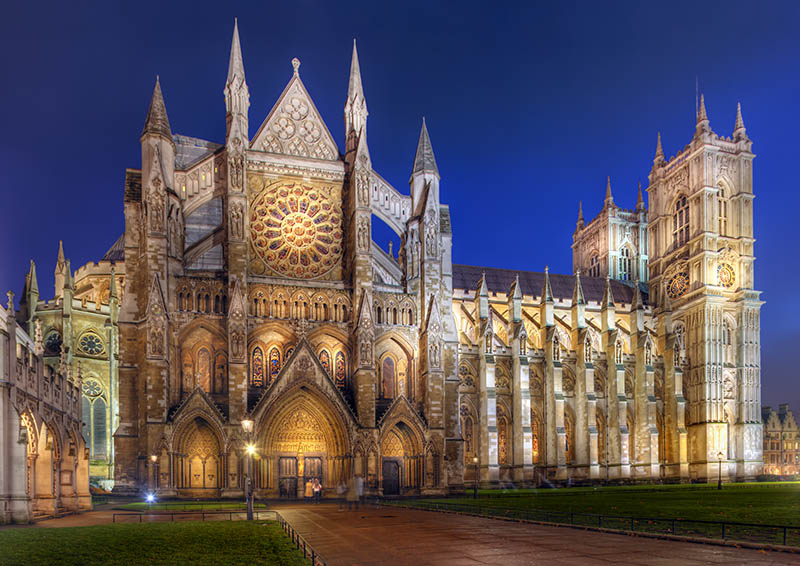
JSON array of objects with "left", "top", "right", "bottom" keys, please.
[
  {"left": 334, "top": 351, "right": 346, "bottom": 390},
  {"left": 214, "top": 353, "right": 227, "bottom": 394},
  {"left": 673, "top": 195, "right": 689, "bottom": 247},
  {"left": 319, "top": 350, "right": 331, "bottom": 376},
  {"left": 618, "top": 247, "right": 631, "bottom": 281},
  {"left": 81, "top": 379, "right": 107, "bottom": 460},
  {"left": 589, "top": 254, "right": 600, "bottom": 278},
  {"left": 381, "top": 356, "right": 396, "bottom": 399},
  {"left": 251, "top": 347, "right": 264, "bottom": 387},
  {"left": 268, "top": 347, "right": 281, "bottom": 385},
  {"left": 284, "top": 344, "right": 295, "bottom": 361},
  {"left": 718, "top": 185, "right": 729, "bottom": 236},
  {"left": 197, "top": 348, "right": 211, "bottom": 392}
]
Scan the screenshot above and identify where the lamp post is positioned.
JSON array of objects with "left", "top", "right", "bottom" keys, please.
[
  {"left": 242, "top": 418, "right": 255, "bottom": 520},
  {"left": 150, "top": 454, "right": 158, "bottom": 492},
  {"left": 472, "top": 456, "right": 479, "bottom": 499},
  {"left": 717, "top": 450, "right": 724, "bottom": 490}
]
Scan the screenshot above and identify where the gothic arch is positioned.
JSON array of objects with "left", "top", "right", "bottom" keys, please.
[
  {"left": 174, "top": 416, "right": 223, "bottom": 491},
  {"left": 375, "top": 333, "right": 414, "bottom": 400}
]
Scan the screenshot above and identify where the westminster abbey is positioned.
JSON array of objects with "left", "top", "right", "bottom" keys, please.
[{"left": 10, "top": 22, "right": 763, "bottom": 498}]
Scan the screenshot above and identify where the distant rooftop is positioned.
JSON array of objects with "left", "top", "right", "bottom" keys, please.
[
  {"left": 102, "top": 234, "right": 125, "bottom": 262},
  {"left": 174, "top": 134, "right": 223, "bottom": 170},
  {"left": 452, "top": 264, "right": 648, "bottom": 305}
]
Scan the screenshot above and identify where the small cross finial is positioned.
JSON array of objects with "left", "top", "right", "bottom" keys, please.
[{"left": 291, "top": 57, "right": 301, "bottom": 76}]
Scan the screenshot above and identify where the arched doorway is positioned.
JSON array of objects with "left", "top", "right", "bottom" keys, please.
[
  {"left": 380, "top": 422, "right": 423, "bottom": 496},
  {"left": 175, "top": 417, "right": 222, "bottom": 494},
  {"left": 257, "top": 386, "right": 350, "bottom": 498}
]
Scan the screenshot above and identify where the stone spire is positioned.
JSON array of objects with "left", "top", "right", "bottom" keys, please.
[
  {"left": 572, "top": 270, "right": 585, "bottom": 305},
  {"left": 54, "top": 240, "right": 66, "bottom": 298},
  {"left": 602, "top": 274, "right": 615, "bottom": 308},
  {"left": 576, "top": 200, "right": 585, "bottom": 230},
  {"left": 733, "top": 102, "right": 748, "bottom": 141},
  {"left": 411, "top": 117, "right": 439, "bottom": 179},
  {"left": 695, "top": 93, "right": 711, "bottom": 136},
  {"left": 345, "top": 39, "right": 368, "bottom": 155},
  {"left": 28, "top": 259, "right": 39, "bottom": 296},
  {"left": 632, "top": 279, "right": 645, "bottom": 332},
  {"left": 226, "top": 18, "right": 246, "bottom": 85},
  {"left": 475, "top": 272, "right": 489, "bottom": 320},
  {"left": 654, "top": 131, "right": 665, "bottom": 165},
  {"left": 542, "top": 266, "right": 553, "bottom": 303},
  {"left": 142, "top": 77, "right": 173, "bottom": 142},
  {"left": 604, "top": 176, "right": 614, "bottom": 207},
  {"left": 636, "top": 181, "right": 645, "bottom": 212},
  {"left": 110, "top": 266, "right": 118, "bottom": 300}
]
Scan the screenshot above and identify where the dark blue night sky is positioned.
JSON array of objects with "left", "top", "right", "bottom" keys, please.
[{"left": 1, "top": 1, "right": 797, "bottom": 408}]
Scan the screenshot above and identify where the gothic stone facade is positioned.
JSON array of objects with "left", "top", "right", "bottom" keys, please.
[
  {"left": 93, "top": 25, "right": 762, "bottom": 495},
  {"left": 1, "top": 296, "right": 91, "bottom": 524}
]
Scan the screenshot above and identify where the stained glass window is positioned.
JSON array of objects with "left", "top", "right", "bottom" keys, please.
[
  {"left": 251, "top": 347, "right": 264, "bottom": 387},
  {"left": 334, "top": 351, "right": 346, "bottom": 390},
  {"left": 93, "top": 397, "right": 107, "bottom": 458},
  {"left": 382, "top": 356, "right": 395, "bottom": 398},
  {"left": 269, "top": 347, "right": 281, "bottom": 385},
  {"left": 319, "top": 350, "right": 330, "bottom": 376}
]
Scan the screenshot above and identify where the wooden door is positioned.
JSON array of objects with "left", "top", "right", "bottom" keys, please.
[
  {"left": 278, "top": 457, "right": 297, "bottom": 498},
  {"left": 382, "top": 459, "right": 400, "bottom": 496}
]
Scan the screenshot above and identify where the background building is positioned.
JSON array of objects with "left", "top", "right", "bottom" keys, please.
[
  {"left": 762, "top": 405, "right": 799, "bottom": 475},
  {"left": 1, "top": 294, "right": 91, "bottom": 523}
]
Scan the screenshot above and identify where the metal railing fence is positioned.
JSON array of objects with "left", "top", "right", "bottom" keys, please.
[
  {"left": 384, "top": 500, "right": 800, "bottom": 548},
  {"left": 275, "top": 511, "right": 327, "bottom": 566}
]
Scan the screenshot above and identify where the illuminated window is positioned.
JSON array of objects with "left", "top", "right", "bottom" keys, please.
[
  {"left": 618, "top": 247, "right": 631, "bottom": 281},
  {"left": 718, "top": 186, "right": 729, "bottom": 236},
  {"left": 334, "top": 351, "right": 346, "bottom": 389},
  {"left": 382, "top": 356, "right": 396, "bottom": 398},
  {"left": 319, "top": 350, "right": 331, "bottom": 376},
  {"left": 673, "top": 195, "right": 689, "bottom": 247},
  {"left": 268, "top": 347, "right": 281, "bottom": 385},
  {"left": 251, "top": 347, "right": 264, "bottom": 387},
  {"left": 589, "top": 254, "right": 600, "bottom": 278}
]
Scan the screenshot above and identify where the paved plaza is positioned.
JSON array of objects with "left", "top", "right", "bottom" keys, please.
[
  {"left": 274, "top": 503, "right": 800, "bottom": 566},
  {"left": 5, "top": 502, "right": 800, "bottom": 565}
]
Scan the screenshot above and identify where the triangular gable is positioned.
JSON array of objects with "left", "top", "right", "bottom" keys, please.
[
  {"left": 250, "top": 337, "right": 357, "bottom": 423},
  {"left": 170, "top": 386, "right": 226, "bottom": 424},
  {"left": 147, "top": 273, "right": 168, "bottom": 320},
  {"left": 250, "top": 71, "right": 339, "bottom": 161}
]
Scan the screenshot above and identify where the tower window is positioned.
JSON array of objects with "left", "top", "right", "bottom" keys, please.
[
  {"left": 589, "top": 254, "right": 600, "bottom": 278},
  {"left": 673, "top": 195, "right": 689, "bottom": 247},
  {"left": 618, "top": 247, "right": 631, "bottom": 281},
  {"left": 718, "top": 187, "right": 729, "bottom": 236}
]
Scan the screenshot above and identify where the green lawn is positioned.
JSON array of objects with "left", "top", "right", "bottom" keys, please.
[
  {"left": 420, "top": 482, "right": 800, "bottom": 525},
  {"left": 0, "top": 521, "right": 309, "bottom": 566},
  {"left": 118, "top": 501, "right": 269, "bottom": 511}
]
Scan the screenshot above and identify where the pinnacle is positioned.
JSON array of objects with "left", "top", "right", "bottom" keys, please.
[
  {"left": 577, "top": 200, "right": 584, "bottom": 222},
  {"left": 142, "top": 76, "right": 172, "bottom": 140},
  {"left": 573, "top": 270, "right": 585, "bottom": 305},
  {"left": 542, "top": 266, "right": 553, "bottom": 303},
  {"left": 57, "top": 240, "right": 65, "bottom": 267},
  {"left": 602, "top": 274, "right": 615, "bottom": 308},
  {"left": 605, "top": 176, "right": 614, "bottom": 206},
  {"left": 28, "top": 260, "right": 38, "bottom": 295},
  {"left": 655, "top": 131, "right": 665, "bottom": 161},
  {"left": 697, "top": 93, "right": 708, "bottom": 123},
  {"left": 633, "top": 279, "right": 643, "bottom": 310},
  {"left": 412, "top": 117, "right": 439, "bottom": 178},
  {"left": 226, "top": 18, "right": 246, "bottom": 84},
  {"left": 734, "top": 102, "right": 746, "bottom": 132},
  {"left": 348, "top": 39, "right": 365, "bottom": 103},
  {"left": 636, "top": 181, "right": 645, "bottom": 210}
]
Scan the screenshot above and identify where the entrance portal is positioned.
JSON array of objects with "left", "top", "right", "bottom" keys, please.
[
  {"left": 382, "top": 459, "right": 400, "bottom": 496},
  {"left": 278, "top": 457, "right": 297, "bottom": 498}
]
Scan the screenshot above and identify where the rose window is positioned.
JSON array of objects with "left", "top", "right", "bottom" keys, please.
[{"left": 250, "top": 183, "right": 342, "bottom": 279}]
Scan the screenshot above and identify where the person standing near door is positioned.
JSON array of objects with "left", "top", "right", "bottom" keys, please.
[
  {"left": 304, "top": 478, "right": 313, "bottom": 502},
  {"left": 312, "top": 477, "right": 322, "bottom": 504}
]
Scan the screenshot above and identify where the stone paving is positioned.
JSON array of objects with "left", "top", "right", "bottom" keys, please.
[
  {"left": 273, "top": 502, "right": 800, "bottom": 566},
  {"left": 4, "top": 501, "right": 800, "bottom": 565}
]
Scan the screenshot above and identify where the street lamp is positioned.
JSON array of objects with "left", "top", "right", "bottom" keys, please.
[
  {"left": 242, "top": 418, "right": 255, "bottom": 520},
  {"left": 717, "top": 450, "right": 724, "bottom": 490},
  {"left": 150, "top": 454, "right": 158, "bottom": 492},
  {"left": 472, "top": 456, "right": 479, "bottom": 499}
]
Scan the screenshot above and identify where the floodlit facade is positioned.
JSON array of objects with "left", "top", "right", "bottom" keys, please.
[
  {"left": 762, "top": 405, "right": 799, "bottom": 475},
  {"left": 7, "top": 24, "right": 764, "bottom": 497},
  {"left": 1, "top": 296, "right": 91, "bottom": 523}
]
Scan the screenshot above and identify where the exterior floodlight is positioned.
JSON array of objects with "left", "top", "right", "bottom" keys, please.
[
  {"left": 145, "top": 493, "right": 155, "bottom": 503},
  {"left": 246, "top": 443, "right": 256, "bottom": 456},
  {"left": 150, "top": 454, "right": 158, "bottom": 463},
  {"left": 241, "top": 419, "right": 254, "bottom": 434}
]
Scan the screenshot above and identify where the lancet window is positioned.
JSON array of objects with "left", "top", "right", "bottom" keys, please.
[{"left": 673, "top": 195, "right": 689, "bottom": 248}]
